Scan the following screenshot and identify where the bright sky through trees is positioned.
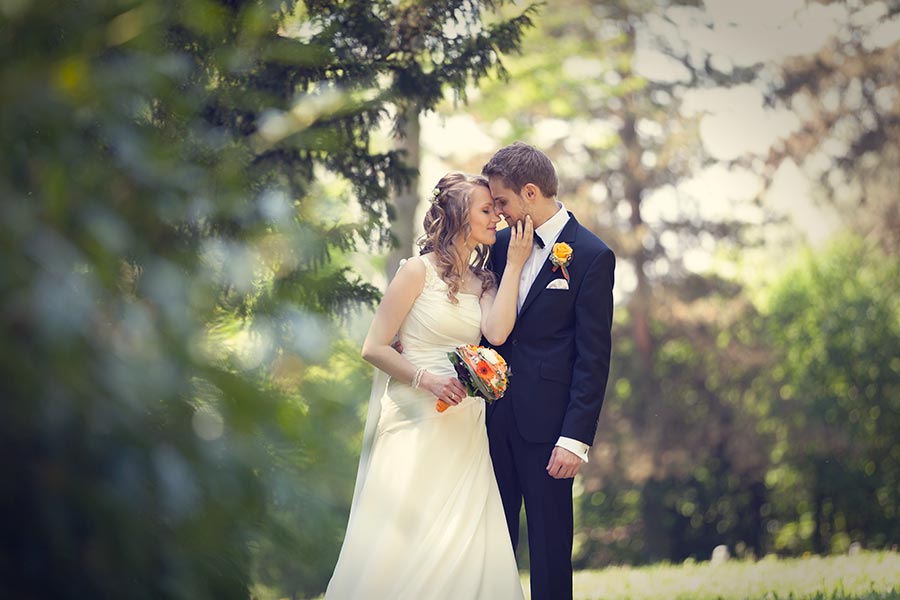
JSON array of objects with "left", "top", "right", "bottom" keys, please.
[{"left": 418, "top": 0, "right": 899, "bottom": 282}]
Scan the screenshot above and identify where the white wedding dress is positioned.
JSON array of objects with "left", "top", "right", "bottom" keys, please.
[{"left": 325, "top": 257, "right": 524, "bottom": 600}]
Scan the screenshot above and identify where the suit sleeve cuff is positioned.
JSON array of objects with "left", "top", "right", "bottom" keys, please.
[{"left": 556, "top": 437, "right": 590, "bottom": 463}]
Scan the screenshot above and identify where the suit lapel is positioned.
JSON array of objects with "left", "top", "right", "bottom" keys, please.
[
  {"left": 491, "top": 231, "right": 508, "bottom": 278},
  {"left": 518, "top": 213, "right": 579, "bottom": 318}
]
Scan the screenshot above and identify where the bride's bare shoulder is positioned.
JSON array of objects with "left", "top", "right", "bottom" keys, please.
[{"left": 381, "top": 257, "right": 427, "bottom": 302}]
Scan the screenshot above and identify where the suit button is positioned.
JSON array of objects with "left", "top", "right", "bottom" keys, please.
[{"left": 511, "top": 339, "right": 518, "bottom": 346}]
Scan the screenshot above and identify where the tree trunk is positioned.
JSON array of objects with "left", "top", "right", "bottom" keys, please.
[
  {"left": 813, "top": 460, "right": 826, "bottom": 554},
  {"left": 749, "top": 480, "right": 767, "bottom": 558},
  {"left": 621, "top": 103, "right": 653, "bottom": 366},
  {"left": 617, "top": 23, "right": 654, "bottom": 367},
  {"left": 387, "top": 106, "right": 422, "bottom": 279}
]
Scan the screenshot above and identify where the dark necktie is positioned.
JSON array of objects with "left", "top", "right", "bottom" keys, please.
[{"left": 534, "top": 233, "right": 545, "bottom": 249}]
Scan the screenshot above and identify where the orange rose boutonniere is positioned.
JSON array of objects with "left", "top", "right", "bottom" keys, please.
[{"left": 549, "top": 242, "right": 573, "bottom": 280}]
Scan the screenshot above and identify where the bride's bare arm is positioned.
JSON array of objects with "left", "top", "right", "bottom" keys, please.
[
  {"left": 480, "top": 216, "right": 534, "bottom": 345},
  {"left": 361, "top": 257, "right": 468, "bottom": 404}
]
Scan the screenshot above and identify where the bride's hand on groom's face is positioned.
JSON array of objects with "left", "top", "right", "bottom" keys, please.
[
  {"left": 506, "top": 215, "right": 534, "bottom": 269},
  {"left": 546, "top": 446, "right": 582, "bottom": 479},
  {"left": 421, "top": 371, "right": 468, "bottom": 407}
]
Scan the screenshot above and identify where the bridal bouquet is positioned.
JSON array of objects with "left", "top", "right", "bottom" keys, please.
[{"left": 436, "top": 344, "right": 512, "bottom": 412}]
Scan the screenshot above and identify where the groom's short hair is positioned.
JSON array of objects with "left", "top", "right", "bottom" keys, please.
[{"left": 482, "top": 141, "right": 558, "bottom": 198}]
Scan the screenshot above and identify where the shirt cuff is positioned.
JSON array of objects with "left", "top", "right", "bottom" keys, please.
[{"left": 556, "top": 437, "right": 590, "bottom": 463}]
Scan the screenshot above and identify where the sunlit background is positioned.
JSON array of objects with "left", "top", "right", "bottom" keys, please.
[{"left": 1, "top": 1, "right": 898, "bottom": 599}]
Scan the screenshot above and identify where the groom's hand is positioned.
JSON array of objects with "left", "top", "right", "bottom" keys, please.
[{"left": 546, "top": 446, "right": 582, "bottom": 479}]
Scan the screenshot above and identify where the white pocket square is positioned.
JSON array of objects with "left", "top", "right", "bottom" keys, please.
[{"left": 546, "top": 279, "right": 569, "bottom": 290}]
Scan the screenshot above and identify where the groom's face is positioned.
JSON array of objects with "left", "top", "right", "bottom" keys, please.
[{"left": 487, "top": 177, "right": 529, "bottom": 227}]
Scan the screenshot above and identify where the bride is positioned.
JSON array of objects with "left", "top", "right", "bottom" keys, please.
[{"left": 325, "top": 172, "right": 533, "bottom": 599}]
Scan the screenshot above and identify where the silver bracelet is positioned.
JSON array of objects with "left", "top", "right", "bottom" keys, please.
[{"left": 412, "top": 367, "right": 426, "bottom": 389}]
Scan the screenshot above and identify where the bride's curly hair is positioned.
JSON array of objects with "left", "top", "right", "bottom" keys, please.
[{"left": 417, "top": 172, "right": 497, "bottom": 304}]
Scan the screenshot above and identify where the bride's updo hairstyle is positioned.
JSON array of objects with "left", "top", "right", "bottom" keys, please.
[{"left": 417, "top": 172, "right": 496, "bottom": 304}]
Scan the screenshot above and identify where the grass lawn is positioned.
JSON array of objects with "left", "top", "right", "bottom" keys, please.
[
  {"left": 517, "top": 551, "right": 900, "bottom": 600},
  {"left": 279, "top": 550, "right": 900, "bottom": 599}
]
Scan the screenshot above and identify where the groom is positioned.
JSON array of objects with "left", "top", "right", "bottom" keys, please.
[{"left": 483, "top": 142, "right": 615, "bottom": 600}]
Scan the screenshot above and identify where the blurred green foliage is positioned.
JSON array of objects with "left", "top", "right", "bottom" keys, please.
[
  {"left": 577, "top": 273, "right": 774, "bottom": 565},
  {"left": 765, "top": 238, "right": 900, "bottom": 555},
  {"left": 578, "top": 237, "right": 900, "bottom": 566},
  {"left": 0, "top": 0, "right": 533, "bottom": 598}
]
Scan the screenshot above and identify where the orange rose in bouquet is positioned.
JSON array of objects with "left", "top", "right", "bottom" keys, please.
[{"left": 436, "top": 344, "right": 512, "bottom": 412}]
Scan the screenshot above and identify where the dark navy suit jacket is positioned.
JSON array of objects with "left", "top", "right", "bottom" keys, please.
[{"left": 487, "top": 213, "right": 615, "bottom": 445}]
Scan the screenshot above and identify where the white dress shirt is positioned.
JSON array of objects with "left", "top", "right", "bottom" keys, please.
[{"left": 516, "top": 203, "right": 591, "bottom": 463}]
